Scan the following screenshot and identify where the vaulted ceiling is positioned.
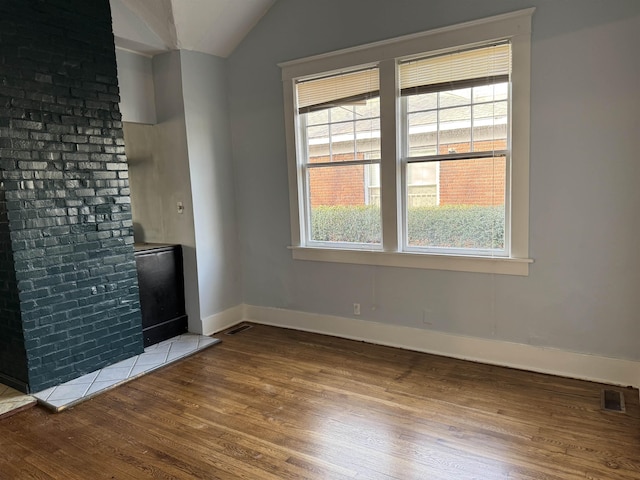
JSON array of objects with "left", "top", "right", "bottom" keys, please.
[{"left": 110, "top": 0, "right": 276, "bottom": 58}]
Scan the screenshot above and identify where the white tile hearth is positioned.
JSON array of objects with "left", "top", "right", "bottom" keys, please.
[{"left": 34, "top": 333, "right": 220, "bottom": 412}]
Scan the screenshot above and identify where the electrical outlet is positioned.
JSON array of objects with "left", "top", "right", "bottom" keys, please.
[
  {"left": 353, "top": 303, "right": 360, "bottom": 316},
  {"left": 177, "top": 201, "right": 184, "bottom": 214}
]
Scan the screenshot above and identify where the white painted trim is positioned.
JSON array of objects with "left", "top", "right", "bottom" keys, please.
[
  {"left": 379, "top": 58, "right": 400, "bottom": 252},
  {"left": 201, "top": 304, "right": 245, "bottom": 336},
  {"left": 244, "top": 305, "right": 640, "bottom": 388},
  {"left": 290, "top": 246, "right": 532, "bottom": 276}
]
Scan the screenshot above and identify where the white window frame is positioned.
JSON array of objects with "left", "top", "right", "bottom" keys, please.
[{"left": 280, "top": 9, "right": 534, "bottom": 276}]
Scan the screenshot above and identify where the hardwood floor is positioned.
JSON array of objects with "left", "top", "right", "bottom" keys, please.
[{"left": 1, "top": 324, "right": 639, "bottom": 479}]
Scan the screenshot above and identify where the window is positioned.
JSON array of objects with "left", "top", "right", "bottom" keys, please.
[
  {"left": 281, "top": 9, "right": 534, "bottom": 275},
  {"left": 400, "top": 43, "right": 509, "bottom": 255},
  {"left": 297, "top": 68, "right": 382, "bottom": 246}
]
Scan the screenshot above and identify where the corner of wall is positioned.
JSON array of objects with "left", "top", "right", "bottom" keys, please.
[{"left": 202, "top": 304, "right": 245, "bottom": 336}]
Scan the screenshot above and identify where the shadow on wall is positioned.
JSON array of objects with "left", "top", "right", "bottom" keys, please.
[
  {"left": 133, "top": 222, "right": 146, "bottom": 243},
  {"left": 0, "top": 182, "right": 29, "bottom": 391}
]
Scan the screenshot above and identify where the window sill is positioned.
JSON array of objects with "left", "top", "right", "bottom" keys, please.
[{"left": 289, "top": 246, "right": 532, "bottom": 276}]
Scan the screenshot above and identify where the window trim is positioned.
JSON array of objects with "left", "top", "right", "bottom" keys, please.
[{"left": 280, "top": 8, "right": 534, "bottom": 276}]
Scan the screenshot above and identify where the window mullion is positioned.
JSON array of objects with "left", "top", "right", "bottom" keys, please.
[{"left": 379, "top": 59, "right": 399, "bottom": 252}]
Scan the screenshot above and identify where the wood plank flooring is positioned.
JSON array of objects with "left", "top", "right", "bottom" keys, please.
[{"left": 1, "top": 324, "right": 639, "bottom": 479}]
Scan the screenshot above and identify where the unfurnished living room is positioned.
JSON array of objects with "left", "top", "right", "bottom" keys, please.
[{"left": 0, "top": 0, "right": 639, "bottom": 478}]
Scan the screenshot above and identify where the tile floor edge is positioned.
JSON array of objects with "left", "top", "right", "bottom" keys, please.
[{"left": 36, "top": 335, "right": 221, "bottom": 413}]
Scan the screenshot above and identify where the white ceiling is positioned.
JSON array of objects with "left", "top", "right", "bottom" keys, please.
[{"left": 110, "top": 0, "right": 276, "bottom": 58}]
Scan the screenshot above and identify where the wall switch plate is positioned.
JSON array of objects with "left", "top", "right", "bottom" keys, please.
[{"left": 177, "top": 201, "right": 184, "bottom": 214}]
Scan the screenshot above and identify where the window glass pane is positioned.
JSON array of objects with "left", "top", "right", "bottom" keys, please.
[
  {"left": 409, "top": 142, "right": 437, "bottom": 158},
  {"left": 474, "top": 124, "right": 508, "bottom": 153},
  {"left": 307, "top": 123, "right": 330, "bottom": 164},
  {"left": 309, "top": 164, "right": 381, "bottom": 244},
  {"left": 355, "top": 118, "right": 380, "bottom": 133},
  {"left": 407, "top": 163, "right": 438, "bottom": 207},
  {"left": 409, "top": 111, "right": 437, "bottom": 129},
  {"left": 439, "top": 87, "right": 471, "bottom": 108},
  {"left": 367, "top": 163, "right": 380, "bottom": 186},
  {"left": 408, "top": 111, "right": 437, "bottom": 157},
  {"left": 406, "top": 83, "right": 508, "bottom": 158},
  {"left": 307, "top": 124, "right": 329, "bottom": 143},
  {"left": 355, "top": 119, "right": 381, "bottom": 160},
  {"left": 330, "top": 120, "right": 354, "bottom": 138},
  {"left": 408, "top": 162, "right": 438, "bottom": 185},
  {"left": 329, "top": 105, "right": 355, "bottom": 123},
  {"left": 355, "top": 97, "right": 380, "bottom": 118},
  {"left": 329, "top": 122, "right": 356, "bottom": 162},
  {"left": 473, "top": 102, "right": 506, "bottom": 121},
  {"left": 407, "top": 157, "right": 505, "bottom": 250},
  {"left": 306, "top": 109, "right": 328, "bottom": 126},
  {"left": 407, "top": 92, "right": 437, "bottom": 112},
  {"left": 303, "top": 96, "right": 380, "bottom": 164},
  {"left": 473, "top": 82, "right": 508, "bottom": 103},
  {"left": 472, "top": 101, "right": 507, "bottom": 153},
  {"left": 439, "top": 106, "right": 471, "bottom": 125},
  {"left": 438, "top": 106, "right": 471, "bottom": 152},
  {"left": 439, "top": 130, "right": 472, "bottom": 155}
]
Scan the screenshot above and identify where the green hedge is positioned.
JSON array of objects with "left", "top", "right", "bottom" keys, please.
[
  {"left": 311, "top": 204, "right": 504, "bottom": 249},
  {"left": 311, "top": 205, "right": 381, "bottom": 244},
  {"left": 407, "top": 205, "right": 504, "bottom": 249}
]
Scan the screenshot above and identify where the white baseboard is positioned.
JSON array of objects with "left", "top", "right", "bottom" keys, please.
[
  {"left": 202, "top": 304, "right": 245, "bottom": 336},
  {"left": 243, "top": 304, "right": 640, "bottom": 388}
]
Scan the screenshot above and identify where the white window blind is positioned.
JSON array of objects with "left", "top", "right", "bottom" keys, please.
[
  {"left": 297, "top": 67, "right": 379, "bottom": 113},
  {"left": 399, "top": 42, "right": 511, "bottom": 94}
]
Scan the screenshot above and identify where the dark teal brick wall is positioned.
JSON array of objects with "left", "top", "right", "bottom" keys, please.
[{"left": 0, "top": 0, "right": 144, "bottom": 393}]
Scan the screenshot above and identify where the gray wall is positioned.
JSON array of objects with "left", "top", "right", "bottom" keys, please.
[
  {"left": 115, "top": 49, "right": 156, "bottom": 125},
  {"left": 181, "top": 51, "right": 242, "bottom": 319},
  {"left": 228, "top": 0, "right": 640, "bottom": 360}
]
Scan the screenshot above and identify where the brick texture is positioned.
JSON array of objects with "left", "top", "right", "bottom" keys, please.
[
  {"left": 0, "top": 0, "right": 143, "bottom": 392},
  {"left": 309, "top": 154, "right": 366, "bottom": 207},
  {"left": 310, "top": 165, "right": 366, "bottom": 207},
  {"left": 439, "top": 140, "right": 506, "bottom": 206}
]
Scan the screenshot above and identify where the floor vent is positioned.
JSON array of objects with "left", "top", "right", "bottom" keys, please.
[
  {"left": 225, "top": 324, "right": 253, "bottom": 335},
  {"left": 601, "top": 389, "right": 625, "bottom": 413}
]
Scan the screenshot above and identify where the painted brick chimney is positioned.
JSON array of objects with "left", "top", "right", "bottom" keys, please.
[{"left": 0, "top": 0, "right": 143, "bottom": 393}]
